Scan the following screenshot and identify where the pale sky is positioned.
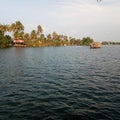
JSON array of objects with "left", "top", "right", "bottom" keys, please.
[{"left": 0, "top": 0, "right": 120, "bottom": 42}]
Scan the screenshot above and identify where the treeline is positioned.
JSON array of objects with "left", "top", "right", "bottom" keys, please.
[
  {"left": 0, "top": 31, "right": 12, "bottom": 48},
  {"left": 0, "top": 21, "right": 94, "bottom": 48},
  {"left": 102, "top": 41, "right": 120, "bottom": 45}
]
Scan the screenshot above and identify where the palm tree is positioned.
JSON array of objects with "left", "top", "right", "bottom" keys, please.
[
  {"left": 0, "top": 25, "right": 4, "bottom": 33},
  {"left": 37, "top": 25, "right": 43, "bottom": 37},
  {"left": 24, "top": 33, "right": 30, "bottom": 41},
  {"left": 52, "top": 31, "right": 58, "bottom": 40},
  {"left": 10, "top": 21, "right": 24, "bottom": 39},
  {"left": 10, "top": 23, "right": 16, "bottom": 32},
  {"left": 10, "top": 21, "right": 24, "bottom": 33},
  {"left": 30, "top": 30, "right": 37, "bottom": 41},
  {"left": 47, "top": 34, "right": 52, "bottom": 40},
  {"left": 46, "top": 34, "right": 52, "bottom": 46},
  {"left": 40, "top": 34, "right": 45, "bottom": 45},
  {"left": 0, "top": 24, "right": 8, "bottom": 33},
  {"left": 15, "top": 21, "right": 24, "bottom": 32}
]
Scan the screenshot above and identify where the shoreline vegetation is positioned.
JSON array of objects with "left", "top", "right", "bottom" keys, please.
[
  {"left": 0, "top": 21, "right": 94, "bottom": 48},
  {"left": 0, "top": 21, "right": 119, "bottom": 48}
]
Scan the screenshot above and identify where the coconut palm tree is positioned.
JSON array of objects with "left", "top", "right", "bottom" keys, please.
[
  {"left": 52, "top": 31, "right": 58, "bottom": 40},
  {"left": 15, "top": 21, "right": 24, "bottom": 32},
  {"left": 30, "top": 30, "right": 37, "bottom": 41},
  {"left": 10, "top": 21, "right": 24, "bottom": 33},
  {"left": 10, "top": 21, "right": 24, "bottom": 39},
  {"left": 0, "top": 24, "right": 8, "bottom": 33},
  {"left": 10, "top": 23, "right": 16, "bottom": 33},
  {"left": 37, "top": 25, "right": 43, "bottom": 37},
  {"left": 24, "top": 33, "right": 30, "bottom": 41}
]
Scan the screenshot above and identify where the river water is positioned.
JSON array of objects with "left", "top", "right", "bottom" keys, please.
[{"left": 0, "top": 46, "right": 120, "bottom": 120}]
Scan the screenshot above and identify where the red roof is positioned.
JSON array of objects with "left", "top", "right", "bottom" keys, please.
[{"left": 14, "top": 40, "right": 24, "bottom": 43}]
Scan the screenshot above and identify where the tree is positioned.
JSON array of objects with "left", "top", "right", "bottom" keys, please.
[
  {"left": 10, "top": 21, "right": 24, "bottom": 39},
  {"left": 0, "top": 31, "right": 12, "bottom": 48},
  {"left": 24, "top": 33, "right": 30, "bottom": 41},
  {"left": 0, "top": 24, "right": 9, "bottom": 34},
  {"left": 30, "top": 30, "right": 37, "bottom": 40},
  {"left": 75, "top": 39, "right": 81, "bottom": 46},
  {"left": 81, "top": 37, "right": 94, "bottom": 46},
  {"left": 70, "top": 38, "right": 76, "bottom": 46},
  {"left": 46, "top": 34, "right": 52, "bottom": 46},
  {"left": 10, "top": 23, "right": 16, "bottom": 33},
  {"left": 11, "top": 21, "right": 24, "bottom": 33},
  {"left": 47, "top": 34, "right": 52, "bottom": 40},
  {"left": 40, "top": 34, "right": 45, "bottom": 44},
  {"left": 52, "top": 31, "right": 58, "bottom": 40},
  {"left": 37, "top": 25, "right": 43, "bottom": 37},
  {"left": 14, "top": 31, "right": 24, "bottom": 40}
]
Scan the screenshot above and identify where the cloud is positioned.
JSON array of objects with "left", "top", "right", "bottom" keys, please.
[
  {"left": 48, "top": 0, "right": 120, "bottom": 41},
  {"left": 2, "top": 0, "right": 119, "bottom": 41}
]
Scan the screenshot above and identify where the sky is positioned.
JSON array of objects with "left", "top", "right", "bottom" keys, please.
[{"left": 0, "top": 0, "right": 120, "bottom": 42}]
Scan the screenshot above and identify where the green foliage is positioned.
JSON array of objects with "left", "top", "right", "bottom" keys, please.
[
  {"left": 0, "top": 21, "right": 96, "bottom": 47},
  {"left": 81, "top": 37, "right": 94, "bottom": 46},
  {"left": 37, "top": 25, "right": 43, "bottom": 36},
  {"left": 0, "top": 31, "right": 12, "bottom": 48},
  {"left": 10, "top": 21, "right": 24, "bottom": 33},
  {"left": 102, "top": 41, "right": 120, "bottom": 45}
]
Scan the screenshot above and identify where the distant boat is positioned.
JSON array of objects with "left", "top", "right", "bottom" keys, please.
[
  {"left": 64, "top": 44, "right": 67, "bottom": 46},
  {"left": 90, "top": 42, "right": 102, "bottom": 48}
]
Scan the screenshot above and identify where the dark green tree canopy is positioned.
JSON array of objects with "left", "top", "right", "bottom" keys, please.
[{"left": 0, "top": 31, "right": 12, "bottom": 48}]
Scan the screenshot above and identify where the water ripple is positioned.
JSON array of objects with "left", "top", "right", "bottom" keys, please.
[{"left": 0, "top": 46, "right": 120, "bottom": 120}]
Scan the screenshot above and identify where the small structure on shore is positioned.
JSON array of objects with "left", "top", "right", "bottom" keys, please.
[
  {"left": 13, "top": 39, "right": 26, "bottom": 47},
  {"left": 90, "top": 42, "right": 102, "bottom": 48}
]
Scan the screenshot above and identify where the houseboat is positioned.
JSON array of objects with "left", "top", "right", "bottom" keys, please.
[{"left": 90, "top": 42, "right": 102, "bottom": 48}]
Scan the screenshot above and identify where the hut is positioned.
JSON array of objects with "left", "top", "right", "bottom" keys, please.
[{"left": 13, "top": 39, "right": 26, "bottom": 47}]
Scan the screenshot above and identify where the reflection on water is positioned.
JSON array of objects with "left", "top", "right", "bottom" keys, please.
[{"left": 0, "top": 46, "right": 120, "bottom": 120}]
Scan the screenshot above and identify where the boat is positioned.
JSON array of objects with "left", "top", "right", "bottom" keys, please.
[{"left": 90, "top": 42, "right": 102, "bottom": 48}]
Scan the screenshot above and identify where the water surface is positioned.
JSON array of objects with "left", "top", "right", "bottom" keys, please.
[{"left": 0, "top": 46, "right": 120, "bottom": 120}]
